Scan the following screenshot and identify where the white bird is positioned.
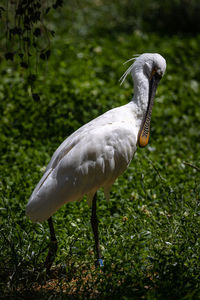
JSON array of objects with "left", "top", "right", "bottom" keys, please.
[{"left": 26, "top": 53, "right": 166, "bottom": 270}]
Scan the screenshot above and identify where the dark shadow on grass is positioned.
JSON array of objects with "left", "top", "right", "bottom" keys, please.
[{"left": 1, "top": 262, "right": 200, "bottom": 300}]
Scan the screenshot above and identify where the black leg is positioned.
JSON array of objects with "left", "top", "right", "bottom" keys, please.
[
  {"left": 91, "top": 193, "right": 103, "bottom": 266},
  {"left": 45, "top": 216, "right": 58, "bottom": 273}
]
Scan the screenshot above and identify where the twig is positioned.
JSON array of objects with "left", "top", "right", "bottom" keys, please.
[
  {"left": 183, "top": 161, "right": 200, "bottom": 172},
  {"left": 146, "top": 156, "right": 167, "bottom": 182}
]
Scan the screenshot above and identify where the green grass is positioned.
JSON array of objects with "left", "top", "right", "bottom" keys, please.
[{"left": 0, "top": 32, "right": 200, "bottom": 299}]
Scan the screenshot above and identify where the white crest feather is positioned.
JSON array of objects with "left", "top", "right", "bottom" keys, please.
[{"left": 119, "top": 54, "right": 140, "bottom": 85}]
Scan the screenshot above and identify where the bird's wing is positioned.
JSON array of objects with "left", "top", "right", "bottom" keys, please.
[
  {"left": 46, "top": 103, "right": 135, "bottom": 171},
  {"left": 26, "top": 103, "right": 137, "bottom": 222}
]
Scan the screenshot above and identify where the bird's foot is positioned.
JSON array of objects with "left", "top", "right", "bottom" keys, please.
[
  {"left": 44, "top": 240, "right": 58, "bottom": 274},
  {"left": 97, "top": 258, "right": 104, "bottom": 267}
]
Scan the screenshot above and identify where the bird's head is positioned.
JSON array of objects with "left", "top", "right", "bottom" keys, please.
[
  {"left": 134, "top": 53, "right": 166, "bottom": 80},
  {"left": 120, "top": 53, "right": 166, "bottom": 148}
]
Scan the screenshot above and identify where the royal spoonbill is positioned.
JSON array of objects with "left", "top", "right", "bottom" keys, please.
[{"left": 26, "top": 53, "right": 166, "bottom": 270}]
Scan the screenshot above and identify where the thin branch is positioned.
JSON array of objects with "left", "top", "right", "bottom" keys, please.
[
  {"left": 146, "top": 156, "right": 167, "bottom": 182},
  {"left": 183, "top": 161, "right": 200, "bottom": 172}
]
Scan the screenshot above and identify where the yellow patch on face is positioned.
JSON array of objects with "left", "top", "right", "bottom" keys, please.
[{"left": 150, "top": 68, "right": 157, "bottom": 80}]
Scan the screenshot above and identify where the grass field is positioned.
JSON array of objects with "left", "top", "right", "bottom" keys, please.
[{"left": 0, "top": 28, "right": 200, "bottom": 299}]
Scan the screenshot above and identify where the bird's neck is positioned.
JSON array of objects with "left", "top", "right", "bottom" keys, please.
[{"left": 131, "top": 74, "right": 149, "bottom": 128}]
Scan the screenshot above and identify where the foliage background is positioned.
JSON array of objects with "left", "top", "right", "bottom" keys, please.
[{"left": 0, "top": 0, "right": 200, "bottom": 299}]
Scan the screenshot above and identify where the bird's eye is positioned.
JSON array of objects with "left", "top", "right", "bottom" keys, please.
[
  {"left": 154, "top": 72, "right": 162, "bottom": 80},
  {"left": 151, "top": 68, "right": 162, "bottom": 80}
]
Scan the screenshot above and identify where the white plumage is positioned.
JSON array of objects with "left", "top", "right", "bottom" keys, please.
[{"left": 26, "top": 53, "right": 166, "bottom": 223}]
